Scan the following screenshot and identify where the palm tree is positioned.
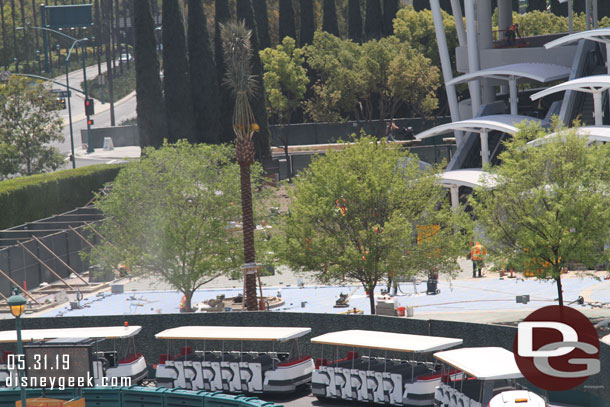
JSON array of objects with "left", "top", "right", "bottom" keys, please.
[{"left": 221, "top": 21, "right": 259, "bottom": 311}]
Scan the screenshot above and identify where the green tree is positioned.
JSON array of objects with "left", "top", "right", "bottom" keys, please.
[
  {"left": 358, "top": 36, "right": 440, "bottom": 134},
  {"left": 303, "top": 33, "right": 440, "bottom": 126},
  {"left": 88, "top": 141, "right": 247, "bottom": 312},
  {"left": 393, "top": 7, "right": 458, "bottom": 71},
  {"left": 299, "top": 0, "right": 315, "bottom": 46},
  {"left": 134, "top": 0, "right": 166, "bottom": 148},
  {"left": 277, "top": 136, "right": 468, "bottom": 314},
  {"left": 253, "top": 0, "right": 271, "bottom": 50},
  {"left": 364, "top": 0, "right": 383, "bottom": 41},
  {"left": 348, "top": 0, "right": 362, "bottom": 43},
  {"left": 279, "top": 0, "right": 296, "bottom": 42},
  {"left": 0, "top": 76, "right": 64, "bottom": 178},
  {"left": 303, "top": 31, "right": 362, "bottom": 122},
  {"left": 322, "top": 0, "right": 340, "bottom": 36},
  {"left": 383, "top": 0, "right": 400, "bottom": 37},
  {"left": 221, "top": 20, "right": 260, "bottom": 311},
  {"left": 188, "top": 0, "right": 220, "bottom": 144},
  {"left": 260, "top": 36, "right": 308, "bottom": 180},
  {"left": 215, "top": 0, "right": 235, "bottom": 144},
  {"left": 163, "top": 0, "right": 196, "bottom": 143},
  {"left": 236, "top": 0, "right": 272, "bottom": 166},
  {"left": 471, "top": 121, "right": 610, "bottom": 307}
]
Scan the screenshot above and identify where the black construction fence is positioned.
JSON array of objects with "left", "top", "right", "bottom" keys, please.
[{"left": 0, "top": 207, "right": 103, "bottom": 298}]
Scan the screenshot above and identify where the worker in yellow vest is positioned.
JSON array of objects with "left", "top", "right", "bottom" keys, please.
[{"left": 471, "top": 242, "right": 487, "bottom": 278}]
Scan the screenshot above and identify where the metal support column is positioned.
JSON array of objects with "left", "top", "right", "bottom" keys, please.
[
  {"left": 431, "top": 0, "right": 464, "bottom": 147},
  {"left": 480, "top": 131, "right": 489, "bottom": 165},
  {"left": 450, "top": 185, "right": 460, "bottom": 210},
  {"left": 465, "top": 0, "right": 481, "bottom": 116},
  {"left": 593, "top": 91, "right": 603, "bottom": 126},
  {"left": 508, "top": 77, "right": 518, "bottom": 115}
]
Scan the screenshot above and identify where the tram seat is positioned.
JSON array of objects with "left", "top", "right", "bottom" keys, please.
[
  {"left": 251, "top": 354, "right": 274, "bottom": 371},
  {"left": 103, "top": 351, "right": 118, "bottom": 368},
  {"left": 315, "top": 358, "right": 329, "bottom": 368},
  {"left": 276, "top": 352, "right": 290, "bottom": 361}
]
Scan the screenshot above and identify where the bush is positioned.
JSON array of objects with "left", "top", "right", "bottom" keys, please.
[{"left": 0, "top": 164, "right": 123, "bottom": 229}]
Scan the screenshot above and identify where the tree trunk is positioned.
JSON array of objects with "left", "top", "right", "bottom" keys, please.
[
  {"left": 366, "top": 283, "right": 376, "bottom": 314},
  {"left": 556, "top": 274, "right": 564, "bottom": 307},
  {"left": 238, "top": 155, "right": 257, "bottom": 311},
  {"left": 282, "top": 124, "right": 291, "bottom": 181}
]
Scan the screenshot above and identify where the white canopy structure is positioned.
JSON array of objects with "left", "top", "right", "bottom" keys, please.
[
  {"left": 439, "top": 169, "right": 497, "bottom": 209},
  {"left": 446, "top": 64, "right": 571, "bottom": 115},
  {"left": 527, "top": 126, "right": 610, "bottom": 147},
  {"left": 433, "top": 347, "right": 523, "bottom": 380},
  {"left": 416, "top": 115, "right": 548, "bottom": 164},
  {"left": 545, "top": 27, "right": 610, "bottom": 51},
  {"left": 155, "top": 326, "right": 311, "bottom": 342},
  {"left": 0, "top": 326, "right": 142, "bottom": 343},
  {"left": 310, "top": 330, "right": 462, "bottom": 353},
  {"left": 531, "top": 75, "right": 610, "bottom": 126}
]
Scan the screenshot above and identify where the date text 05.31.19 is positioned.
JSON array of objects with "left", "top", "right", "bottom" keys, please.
[{"left": 7, "top": 354, "right": 70, "bottom": 371}]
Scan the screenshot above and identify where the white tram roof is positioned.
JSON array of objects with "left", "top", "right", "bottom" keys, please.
[
  {"left": 545, "top": 28, "right": 610, "bottom": 49},
  {"left": 310, "top": 330, "right": 462, "bottom": 353},
  {"left": 0, "top": 326, "right": 142, "bottom": 343},
  {"left": 446, "top": 63, "right": 571, "bottom": 87},
  {"left": 415, "top": 115, "right": 548, "bottom": 141},
  {"left": 526, "top": 126, "right": 610, "bottom": 147},
  {"left": 531, "top": 75, "right": 610, "bottom": 101},
  {"left": 433, "top": 347, "right": 523, "bottom": 380},
  {"left": 155, "top": 326, "right": 311, "bottom": 342}
]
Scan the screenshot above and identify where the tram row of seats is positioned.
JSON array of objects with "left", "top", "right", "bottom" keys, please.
[
  {"left": 436, "top": 379, "right": 514, "bottom": 406},
  {"left": 156, "top": 347, "right": 294, "bottom": 393},
  {"left": 313, "top": 352, "right": 435, "bottom": 404}
]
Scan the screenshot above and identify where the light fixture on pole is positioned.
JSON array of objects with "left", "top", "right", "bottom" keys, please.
[{"left": 7, "top": 290, "right": 26, "bottom": 407}]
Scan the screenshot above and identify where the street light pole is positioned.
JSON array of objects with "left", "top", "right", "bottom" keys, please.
[
  {"left": 18, "top": 26, "right": 91, "bottom": 165},
  {"left": 8, "top": 290, "right": 27, "bottom": 407}
]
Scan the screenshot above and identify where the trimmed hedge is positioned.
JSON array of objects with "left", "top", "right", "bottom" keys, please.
[{"left": 0, "top": 164, "right": 123, "bottom": 230}]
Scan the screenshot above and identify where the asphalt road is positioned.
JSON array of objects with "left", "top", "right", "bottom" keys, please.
[{"left": 49, "top": 61, "right": 137, "bottom": 168}]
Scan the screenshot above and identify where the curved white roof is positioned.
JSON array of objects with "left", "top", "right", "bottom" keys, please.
[
  {"left": 545, "top": 28, "right": 610, "bottom": 49},
  {"left": 531, "top": 75, "right": 610, "bottom": 101},
  {"left": 601, "top": 333, "right": 610, "bottom": 346},
  {"left": 155, "top": 326, "right": 311, "bottom": 342},
  {"left": 0, "top": 326, "right": 142, "bottom": 343},
  {"left": 310, "top": 330, "right": 462, "bottom": 353},
  {"left": 439, "top": 169, "right": 497, "bottom": 189},
  {"left": 434, "top": 347, "right": 523, "bottom": 380},
  {"left": 527, "top": 126, "right": 610, "bottom": 147},
  {"left": 416, "top": 115, "right": 548, "bottom": 141},
  {"left": 446, "top": 63, "right": 571, "bottom": 87}
]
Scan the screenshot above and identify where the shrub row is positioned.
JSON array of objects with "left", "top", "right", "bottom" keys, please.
[{"left": 0, "top": 164, "right": 123, "bottom": 230}]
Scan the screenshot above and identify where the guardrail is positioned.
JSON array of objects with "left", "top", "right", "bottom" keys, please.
[{"left": 0, "top": 386, "right": 283, "bottom": 407}]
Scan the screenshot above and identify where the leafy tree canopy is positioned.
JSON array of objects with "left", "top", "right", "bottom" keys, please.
[
  {"left": 275, "top": 135, "right": 470, "bottom": 313},
  {"left": 260, "top": 36, "right": 309, "bottom": 125},
  {"left": 0, "top": 76, "right": 64, "bottom": 178},
  {"left": 471, "top": 120, "right": 610, "bottom": 306},
  {"left": 302, "top": 32, "right": 440, "bottom": 126},
  {"left": 393, "top": 7, "right": 458, "bottom": 71},
  {"left": 88, "top": 141, "right": 266, "bottom": 312}
]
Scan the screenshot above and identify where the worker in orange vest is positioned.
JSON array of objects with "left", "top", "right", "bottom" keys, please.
[{"left": 471, "top": 242, "right": 487, "bottom": 278}]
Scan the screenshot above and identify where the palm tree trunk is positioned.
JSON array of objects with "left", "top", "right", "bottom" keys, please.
[{"left": 239, "top": 157, "right": 258, "bottom": 311}]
